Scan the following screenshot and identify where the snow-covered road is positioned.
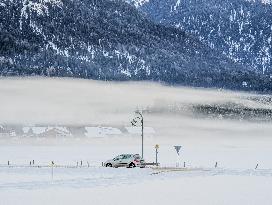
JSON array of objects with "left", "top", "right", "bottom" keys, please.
[
  {"left": 1, "top": 166, "right": 272, "bottom": 205},
  {"left": 1, "top": 166, "right": 272, "bottom": 190}
]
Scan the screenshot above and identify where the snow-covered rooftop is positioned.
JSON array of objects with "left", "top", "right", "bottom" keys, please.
[
  {"left": 23, "top": 126, "right": 71, "bottom": 135},
  {"left": 23, "top": 126, "right": 47, "bottom": 135}
]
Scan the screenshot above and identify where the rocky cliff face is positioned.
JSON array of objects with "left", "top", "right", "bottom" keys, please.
[{"left": 0, "top": 0, "right": 271, "bottom": 91}]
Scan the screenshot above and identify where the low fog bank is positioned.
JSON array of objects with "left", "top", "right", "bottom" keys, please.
[
  {"left": 0, "top": 77, "right": 271, "bottom": 141},
  {"left": 0, "top": 77, "right": 271, "bottom": 124}
]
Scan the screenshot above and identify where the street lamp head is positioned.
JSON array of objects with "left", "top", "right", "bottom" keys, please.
[
  {"left": 135, "top": 110, "right": 143, "bottom": 119},
  {"left": 131, "top": 118, "right": 140, "bottom": 126}
]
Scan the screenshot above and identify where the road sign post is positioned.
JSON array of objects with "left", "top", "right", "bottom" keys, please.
[
  {"left": 51, "top": 161, "right": 54, "bottom": 181},
  {"left": 155, "top": 144, "right": 159, "bottom": 166},
  {"left": 174, "top": 146, "right": 182, "bottom": 167}
]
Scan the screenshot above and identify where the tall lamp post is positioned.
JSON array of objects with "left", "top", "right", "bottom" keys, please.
[{"left": 131, "top": 111, "right": 144, "bottom": 158}]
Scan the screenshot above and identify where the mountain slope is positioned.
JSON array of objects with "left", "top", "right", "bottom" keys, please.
[
  {"left": 129, "top": 0, "right": 272, "bottom": 76},
  {"left": 0, "top": 0, "right": 271, "bottom": 90}
]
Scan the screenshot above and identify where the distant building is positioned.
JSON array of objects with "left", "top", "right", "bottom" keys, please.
[
  {"left": 39, "top": 127, "right": 72, "bottom": 138},
  {"left": 23, "top": 126, "right": 72, "bottom": 138},
  {"left": 0, "top": 125, "right": 15, "bottom": 137},
  {"left": 85, "top": 127, "right": 122, "bottom": 138},
  {"left": 0, "top": 125, "right": 8, "bottom": 137}
]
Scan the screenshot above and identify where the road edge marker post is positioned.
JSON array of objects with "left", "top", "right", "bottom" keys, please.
[{"left": 51, "top": 161, "right": 54, "bottom": 182}]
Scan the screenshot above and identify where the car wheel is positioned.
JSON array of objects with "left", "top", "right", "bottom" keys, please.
[
  {"left": 105, "top": 163, "right": 112, "bottom": 167},
  {"left": 128, "top": 162, "right": 136, "bottom": 168}
]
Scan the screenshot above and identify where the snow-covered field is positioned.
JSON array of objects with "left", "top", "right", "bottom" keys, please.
[
  {"left": 1, "top": 165, "right": 272, "bottom": 205},
  {"left": 0, "top": 78, "right": 272, "bottom": 205}
]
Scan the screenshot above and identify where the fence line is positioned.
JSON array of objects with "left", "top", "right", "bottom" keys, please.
[{"left": 0, "top": 161, "right": 266, "bottom": 170}]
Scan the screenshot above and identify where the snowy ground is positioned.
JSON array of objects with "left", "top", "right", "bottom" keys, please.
[
  {"left": 0, "top": 78, "right": 272, "bottom": 205},
  {"left": 1, "top": 164, "right": 272, "bottom": 205}
]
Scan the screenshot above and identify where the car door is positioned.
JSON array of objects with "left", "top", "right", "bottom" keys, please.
[
  {"left": 121, "top": 154, "right": 132, "bottom": 166},
  {"left": 113, "top": 155, "right": 126, "bottom": 167},
  {"left": 112, "top": 155, "right": 122, "bottom": 167},
  {"left": 118, "top": 155, "right": 129, "bottom": 167}
]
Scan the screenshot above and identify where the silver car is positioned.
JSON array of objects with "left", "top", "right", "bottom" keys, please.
[{"left": 104, "top": 154, "right": 145, "bottom": 168}]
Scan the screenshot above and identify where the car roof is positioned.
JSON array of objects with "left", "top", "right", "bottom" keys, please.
[{"left": 117, "top": 154, "right": 140, "bottom": 157}]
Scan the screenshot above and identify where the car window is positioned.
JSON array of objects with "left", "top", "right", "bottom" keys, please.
[
  {"left": 123, "top": 154, "right": 131, "bottom": 159},
  {"left": 113, "top": 155, "right": 122, "bottom": 160},
  {"left": 113, "top": 154, "right": 133, "bottom": 160}
]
